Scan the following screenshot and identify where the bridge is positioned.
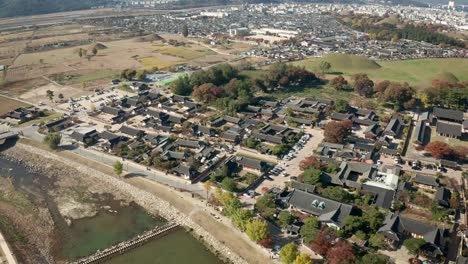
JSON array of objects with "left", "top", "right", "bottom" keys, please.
[{"left": 70, "top": 222, "right": 180, "bottom": 264}]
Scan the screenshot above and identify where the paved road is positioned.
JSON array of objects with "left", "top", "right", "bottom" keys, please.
[{"left": 16, "top": 125, "right": 206, "bottom": 195}]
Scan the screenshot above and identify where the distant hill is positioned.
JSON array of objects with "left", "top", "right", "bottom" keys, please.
[
  {"left": 434, "top": 71, "right": 459, "bottom": 82},
  {"left": 0, "top": 0, "right": 112, "bottom": 18}
]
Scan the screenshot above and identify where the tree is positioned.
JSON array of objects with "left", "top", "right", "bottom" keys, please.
[
  {"left": 403, "top": 238, "right": 426, "bottom": 256},
  {"left": 324, "top": 120, "right": 352, "bottom": 144},
  {"left": 192, "top": 83, "right": 224, "bottom": 103},
  {"left": 135, "top": 70, "right": 147, "bottom": 81},
  {"left": 182, "top": 24, "right": 189, "bottom": 37},
  {"left": 280, "top": 242, "right": 299, "bottom": 264},
  {"left": 46, "top": 90, "right": 54, "bottom": 101},
  {"left": 351, "top": 73, "right": 374, "bottom": 98},
  {"left": 311, "top": 227, "right": 337, "bottom": 256},
  {"left": 362, "top": 205, "right": 385, "bottom": 232},
  {"left": 121, "top": 69, "right": 136, "bottom": 80},
  {"left": 425, "top": 141, "right": 453, "bottom": 159},
  {"left": 255, "top": 194, "right": 276, "bottom": 218},
  {"left": 245, "top": 218, "right": 269, "bottom": 242},
  {"left": 450, "top": 192, "right": 460, "bottom": 210},
  {"left": 343, "top": 215, "right": 365, "bottom": 233},
  {"left": 301, "top": 168, "right": 322, "bottom": 185},
  {"left": 231, "top": 208, "right": 253, "bottom": 231},
  {"left": 113, "top": 161, "right": 123, "bottom": 176},
  {"left": 300, "top": 217, "right": 321, "bottom": 244},
  {"left": 293, "top": 254, "right": 313, "bottom": 264},
  {"left": 170, "top": 75, "right": 192, "bottom": 96},
  {"left": 278, "top": 211, "right": 296, "bottom": 228},
  {"left": 58, "top": 93, "right": 64, "bottom": 100},
  {"left": 334, "top": 99, "right": 350, "bottom": 113},
  {"left": 78, "top": 48, "right": 83, "bottom": 58},
  {"left": 299, "top": 156, "right": 322, "bottom": 170},
  {"left": 43, "top": 132, "right": 61, "bottom": 149},
  {"left": 330, "top": 76, "right": 348, "bottom": 90},
  {"left": 92, "top": 47, "right": 98, "bottom": 56},
  {"left": 327, "top": 240, "right": 356, "bottom": 264},
  {"left": 321, "top": 186, "right": 353, "bottom": 203},
  {"left": 221, "top": 177, "right": 236, "bottom": 192},
  {"left": 368, "top": 233, "right": 386, "bottom": 249},
  {"left": 319, "top": 61, "right": 331, "bottom": 74},
  {"left": 203, "top": 180, "right": 212, "bottom": 201},
  {"left": 358, "top": 253, "right": 389, "bottom": 264}
]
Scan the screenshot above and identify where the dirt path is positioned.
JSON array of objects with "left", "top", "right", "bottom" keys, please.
[{"left": 0, "top": 231, "right": 18, "bottom": 264}]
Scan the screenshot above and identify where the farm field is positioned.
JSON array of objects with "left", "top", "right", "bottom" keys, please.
[
  {"left": 294, "top": 54, "right": 468, "bottom": 86},
  {"left": 0, "top": 95, "right": 31, "bottom": 116}
]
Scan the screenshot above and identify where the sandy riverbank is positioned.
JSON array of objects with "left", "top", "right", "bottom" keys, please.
[{"left": 6, "top": 142, "right": 250, "bottom": 264}]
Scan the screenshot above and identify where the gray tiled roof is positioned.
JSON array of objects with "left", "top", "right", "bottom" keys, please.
[
  {"left": 287, "top": 189, "right": 354, "bottom": 227},
  {"left": 361, "top": 184, "right": 395, "bottom": 209},
  {"left": 436, "top": 121, "right": 462, "bottom": 137},
  {"left": 412, "top": 174, "right": 439, "bottom": 187},
  {"left": 433, "top": 107, "right": 463, "bottom": 122}
]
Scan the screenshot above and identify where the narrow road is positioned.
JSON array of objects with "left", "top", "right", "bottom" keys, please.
[{"left": 0, "top": 231, "right": 18, "bottom": 264}]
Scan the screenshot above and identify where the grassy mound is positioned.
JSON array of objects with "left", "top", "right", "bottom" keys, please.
[
  {"left": 433, "top": 71, "right": 459, "bottom": 82},
  {"left": 296, "top": 53, "right": 381, "bottom": 73}
]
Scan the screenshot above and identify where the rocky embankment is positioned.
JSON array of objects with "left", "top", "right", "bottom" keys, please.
[{"left": 9, "top": 143, "right": 247, "bottom": 264}]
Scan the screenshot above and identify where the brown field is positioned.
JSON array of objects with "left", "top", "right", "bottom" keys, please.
[{"left": 0, "top": 95, "right": 31, "bottom": 116}]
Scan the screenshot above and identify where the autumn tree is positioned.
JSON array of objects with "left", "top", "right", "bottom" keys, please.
[
  {"left": 319, "top": 61, "right": 331, "bottom": 74},
  {"left": 203, "top": 180, "right": 212, "bottom": 201},
  {"left": 280, "top": 242, "right": 299, "bottom": 264},
  {"left": 245, "top": 218, "right": 269, "bottom": 242},
  {"left": 352, "top": 73, "right": 374, "bottom": 98},
  {"left": 192, "top": 83, "right": 224, "bottom": 103},
  {"left": 324, "top": 120, "right": 352, "bottom": 143},
  {"left": 92, "top": 47, "right": 98, "bottom": 56},
  {"left": 310, "top": 227, "right": 337, "bottom": 256},
  {"left": 327, "top": 240, "right": 356, "bottom": 264},
  {"left": 424, "top": 141, "right": 453, "bottom": 159},
  {"left": 299, "top": 156, "right": 322, "bottom": 170},
  {"left": 330, "top": 75, "right": 348, "bottom": 90},
  {"left": 375, "top": 81, "right": 416, "bottom": 110},
  {"left": 293, "top": 254, "right": 313, "bottom": 264},
  {"left": 231, "top": 208, "right": 253, "bottom": 231}
]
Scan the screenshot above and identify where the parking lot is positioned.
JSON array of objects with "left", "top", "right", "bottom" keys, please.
[
  {"left": 238, "top": 128, "right": 324, "bottom": 205},
  {"left": 56, "top": 88, "right": 130, "bottom": 114}
]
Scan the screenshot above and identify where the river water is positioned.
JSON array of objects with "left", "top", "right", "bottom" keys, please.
[{"left": 0, "top": 143, "right": 222, "bottom": 263}]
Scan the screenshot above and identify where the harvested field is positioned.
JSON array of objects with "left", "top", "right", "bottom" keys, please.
[
  {"left": 150, "top": 45, "right": 216, "bottom": 60},
  {"left": 0, "top": 95, "right": 31, "bottom": 116}
]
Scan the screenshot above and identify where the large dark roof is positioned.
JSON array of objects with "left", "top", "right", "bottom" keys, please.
[
  {"left": 433, "top": 107, "right": 463, "bottom": 122},
  {"left": 436, "top": 121, "right": 462, "bottom": 137},
  {"left": 287, "top": 189, "right": 354, "bottom": 227},
  {"left": 361, "top": 184, "right": 395, "bottom": 209},
  {"left": 378, "top": 214, "right": 447, "bottom": 251},
  {"left": 412, "top": 174, "right": 439, "bottom": 187}
]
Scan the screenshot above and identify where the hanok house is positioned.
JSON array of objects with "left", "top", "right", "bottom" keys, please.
[
  {"left": 436, "top": 121, "right": 462, "bottom": 139},
  {"left": 70, "top": 128, "right": 99, "bottom": 145},
  {"left": 236, "top": 156, "right": 268, "bottom": 174},
  {"left": 2, "top": 107, "right": 42, "bottom": 124},
  {"left": 44, "top": 117, "right": 71, "bottom": 132},
  {"left": 322, "top": 162, "right": 377, "bottom": 189},
  {"left": 101, "top": 106, "right": 127, "bottom": 124},
  {"left": 383, "top": 117, "right": 404, "bottom": 138},
  {"left": 221, "top": 131, "right": 240, "bottom": 144},
  {"left": 287, "top": 189, "right": 356, "bottom": 230},
  {"left": 435, "top": 187, "right": 451, "bottom": 208},
  {"left": 360, "top": 184, "right": 395, "bottom": 209},
  {"left": 98, "top": 131, "right": 128, "bottom": 151},
  {"left": 119, "top": 125, "right": 145, "bottom": 139},
  {"left": 414, "top": 120, "right": 428, "bottom": 146},
  {"left": 433, "top": 107, "right": 464, "bottom": 124},
  {"left": 364, "top": 123, "right": 382, "bottom": 140},
  {"left": 411, "top": 174, "right": 440, "bottom": 190},
  {"left": 192, "top": 125, "right": 216, "bottom": 137},
  {"left": 172, "top": 164, "right": 196, "bottom": 181},
  {"left": 377, "top": 213, "right": 448, "bottom": 257}
]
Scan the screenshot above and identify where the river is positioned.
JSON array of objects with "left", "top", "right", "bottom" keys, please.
[{"left": 0, "top": 142, "right": 222, "bottom": 263}]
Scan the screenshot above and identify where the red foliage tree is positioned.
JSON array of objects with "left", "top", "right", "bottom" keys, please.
[
  {"left": 424, "top": 141, "right": 453, "bottom": 159},
  {"left": 452, "top": 146, "right": 468, "bottom": 160},
  {"left": 351, "top": 73, "right": 374, "bottom": 98},
  {"left": 330, "top": 76, "right": 348, "bottom": 90},
  {"left": 310, "top": 227, "right": 337, "bottom": 256},
  {"left": 257, "top": 237, "right": 273, "bottom": 248},
  {"left": 299, "top": 156, "right": 322, "bottom": 171},
  {"left": 192, "top": 83, "right": 224, "bottom": 103},
  {"left": 324, "top": 120, "right": 353, "bottom": 144},
  {"left": 326, "top": 240, "right": 356, "bottom": 264}
]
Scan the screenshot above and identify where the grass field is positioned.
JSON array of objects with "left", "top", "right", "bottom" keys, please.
[
  {"left": 139, "top": 57, "right": 184, "bottom": 70},
  {"left": 0, "top": 95, "right": 31, "bottom": 116},
  {"left": 53, "top": 69, "right": 119, "bottom": 85},
  {"left": 150, "top": 45, "right": 215, "bottom": 60},
  {"left": 17, "top": 111, "right": 63, "bottom": 128},
  {"left": 294, "top": 54, "right": 468, "bottom": 86}
]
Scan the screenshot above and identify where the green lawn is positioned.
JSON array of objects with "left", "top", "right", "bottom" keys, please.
[
  {"left": 53, "top": 69, "right": 119, "bottom": 85},
  {"left": 294, "top": 55, "right": 468, "bottom": 87},
  {"left": 16, "top": 111, "right": 63, "bottom": 128}
]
